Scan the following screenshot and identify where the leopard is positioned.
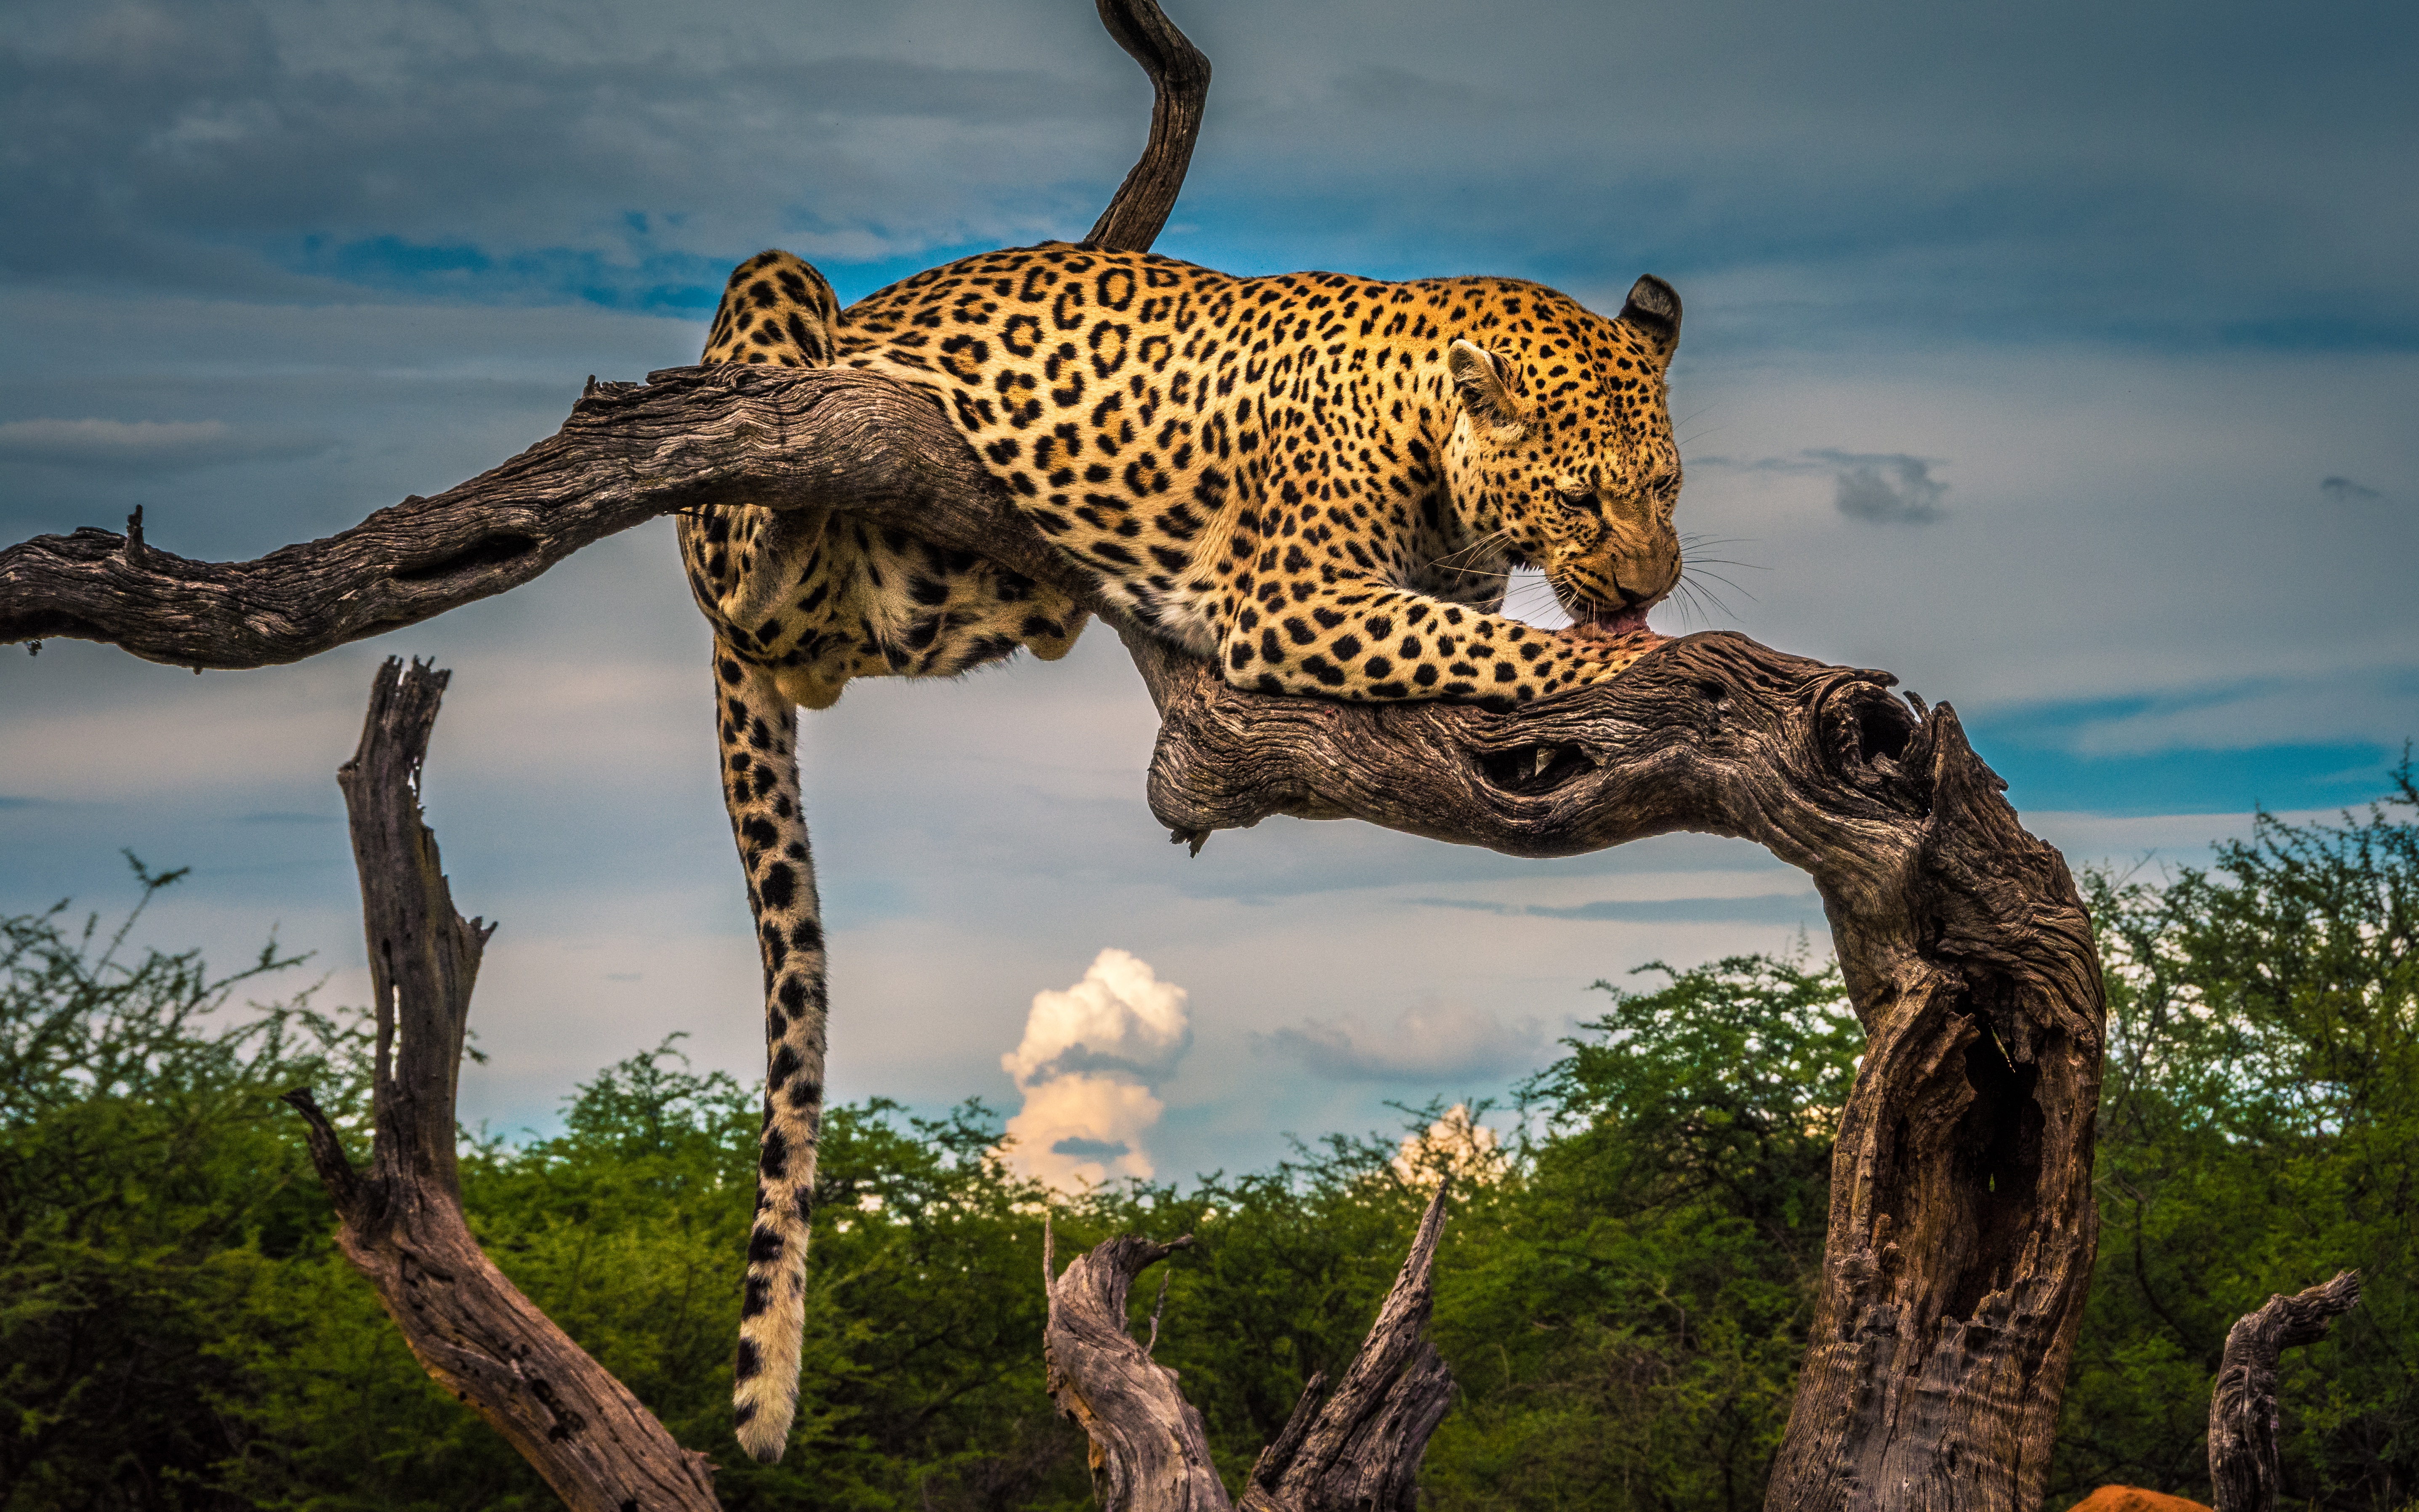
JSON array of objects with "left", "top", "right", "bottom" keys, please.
[{"left": 679, "top": 240, "right": 1685, "bottom": 1462}]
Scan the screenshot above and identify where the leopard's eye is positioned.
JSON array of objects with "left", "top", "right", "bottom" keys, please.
[{"left": 1556, "top": 487, "right": 1601, "bottom": 515}]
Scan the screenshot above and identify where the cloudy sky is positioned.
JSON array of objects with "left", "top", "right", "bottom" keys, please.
[{"left": 3, "top": 0, "right": 2413, "bottom": 1180}]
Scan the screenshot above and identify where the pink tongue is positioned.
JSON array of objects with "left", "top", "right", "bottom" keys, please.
[{"left": 1586, "top": 604, "right": 1650, "bottom": 635}]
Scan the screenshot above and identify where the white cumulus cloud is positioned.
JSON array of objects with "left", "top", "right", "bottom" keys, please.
[
  {"left": 1392, "top": 1104, "right": 1506, "bottom": 1189},
  {"left": 1000, "top": 948, "right": 1191, "bottom": 1193}
]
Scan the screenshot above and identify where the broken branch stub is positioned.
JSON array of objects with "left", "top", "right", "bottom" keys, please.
[
  {"left": 1239, "top": 1183, "right": 1455, "bottom": 1512},
  {"left": 1044, "top": 1184, "right": 1458, "bottom": 1512},
  {"left": 2209, "top": 1271, "right": 2362, "bottom": 1512},
  {"left": 1046, "top": 1232, "right": 1228, "bottom": 1512},
  {"left": 1083, "top": 0, "right": 1211, "bottom": 253},
  {"left": 286, "top": 658, "right": 721, "bottom": 1512}
]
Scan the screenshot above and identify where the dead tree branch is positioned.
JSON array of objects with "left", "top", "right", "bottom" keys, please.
[
  {"left": 2208, "top": 1271, "right": 2362, "bottom": 1512},
  {"left": 1127, "top": 622, "right": 2106, "bottom": 1512},
  {"left": 0, "top": 367, "right": 1073, "bottom": 668},
  {"left": 285, "top": 658, "right": 721, "bottom": 1512},
  {"left": 1239, "top": 1183, "right": 1455, "bottom": 1512},
  {"left": 1043, "top": 1185, "right": 1456, "bottom": 1512},
  {"left": 1083, "top": 0, "right": 1212, "bottom": 252},
  {"left": 1045, "top": 1233, "right": 1225, "bottom": 1512}
]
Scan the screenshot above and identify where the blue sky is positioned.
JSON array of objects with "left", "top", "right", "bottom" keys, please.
[{"left": 3, "top": 0, "right": 2414, "bottom": 1182}]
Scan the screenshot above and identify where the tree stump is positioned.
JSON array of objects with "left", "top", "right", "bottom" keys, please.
[
  {"left": 1041, "top": 1189, "right": 1457, "bottom": 1512},
  {"left": 2207, "top": 1271, "right": 2361, "bottom": 1512}
]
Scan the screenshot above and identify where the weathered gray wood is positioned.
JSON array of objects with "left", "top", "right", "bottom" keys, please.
[
  {"left": 1043, "top": 1185, "right": 1456, "bottom": 1512},
  {"left": 2208, "top": 1271, "right": 2361, "bottom": 1512},
  {"left": 0, "top": 366, "right": 1074, "bottom": 669},
  {"left": 285, "top": 658, "right": 721, "bottom": 1512},
  {"left": 1045, "top": 1232, "right": 1229, "bottom": 1512},
  {"left": 1240, "top": 1184, "right": 1455, "bottom": 1512}
]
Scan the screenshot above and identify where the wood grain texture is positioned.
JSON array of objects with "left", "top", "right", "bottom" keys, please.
[
  {"left": 1043, "top": 1185, "right": 1456, "bottom": 1512},
  {"left": 2208, "top": 1271, "right": 2361, "bottom": 1512},
  {"left": 0, "top": 366, "right": 1077, "bottom": 668},
  {"left": 1238, "top": 1184, "right": 1455, "bottom": 1512},
  {"left": 1082, "top": 0, "right": 1211, "bottom": 253},
  {"left": 1045, "top": 1233, "right": 1230, "bottom": 1512},
  {"left": 1123, "top": 627, "right": 2108, "bottom": 1512}
]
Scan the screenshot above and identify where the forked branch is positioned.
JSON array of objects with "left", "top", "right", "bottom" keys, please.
[{"left": 1042, "top": 1185, "right": 1458, "bottom": 1512}]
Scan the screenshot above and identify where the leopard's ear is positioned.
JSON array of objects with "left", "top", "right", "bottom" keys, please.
[
  {"left": 1448, "top": 339, "right": 1524, "bottom": 435},
  {"left": 1615, "top": 275, "right": 1682, "bottom": 368}
]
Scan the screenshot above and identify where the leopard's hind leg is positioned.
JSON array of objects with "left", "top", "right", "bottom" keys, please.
[
  {"left": 689, "top": 248, "right": 846, "bottom": 1464},
  {"left": 687, "top": 249, "right": 1090, "bottom": 1461}
]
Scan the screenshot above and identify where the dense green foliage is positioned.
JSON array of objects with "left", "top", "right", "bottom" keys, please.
[
  {"left": 5, "top": 779, "right": 2415, "bottom": 1510},
  {"left": 2053, "top": 773, "right": 2419, "bottom": 1509}
]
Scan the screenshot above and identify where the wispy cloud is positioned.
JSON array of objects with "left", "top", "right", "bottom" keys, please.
[
  {"left": 1821, "top": 452, "right": 1948, "bottom": 525},
  {"left": 2051, "top": 673, "right": 2419, "bottom": 757},
  {"left": 1415, "top": 893, "right": 1821, "bottom": 925},
  {"left": 1257, "top": 998, "right": 1544, "bottom": 1082},
  {"left": 2321, "top": 475, "right": 2383, "bottom": 503},
  {"left": 1695, "top": 447, "right": 1949, "bottom": 525},
  {"left": 0, "top": 418, "right": 324, "bottom": 470}
]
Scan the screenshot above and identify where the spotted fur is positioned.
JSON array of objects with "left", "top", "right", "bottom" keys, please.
[{"left": 683, "top": 242, "right": 1685, "bottom": 1462}]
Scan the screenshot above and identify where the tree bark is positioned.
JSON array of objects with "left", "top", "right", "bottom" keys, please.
[
  {"left": 1042, "top": 1185, "right": 1457, "bottom": 1512},
  {"left": 2207, "top": 1271, "right": 2361, "bottom": 1512},
  {"left": 1045, "top": 1231, "right": 1229, "bottom": 1512},
  {"left": 285, "top": 657, "right": 721, "bottom": 1512},
  {"left": 1126, "top": 623, "right": 2106, "bottom": 1512},
  {"left": 1237, "top": 1183, "right": 1456, "bottom": 1512},
  {"left": 0, "top": 367, "right": 1069, "bottom": 669}
]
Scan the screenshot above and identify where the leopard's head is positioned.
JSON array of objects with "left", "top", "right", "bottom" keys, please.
[{"left": 1443, "top": 276, "right": 1683, "bottom": 632}]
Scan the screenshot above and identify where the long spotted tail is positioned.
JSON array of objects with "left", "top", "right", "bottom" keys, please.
[{"left": 711, "top": 641, "right": 829, "bottom": 1463}]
